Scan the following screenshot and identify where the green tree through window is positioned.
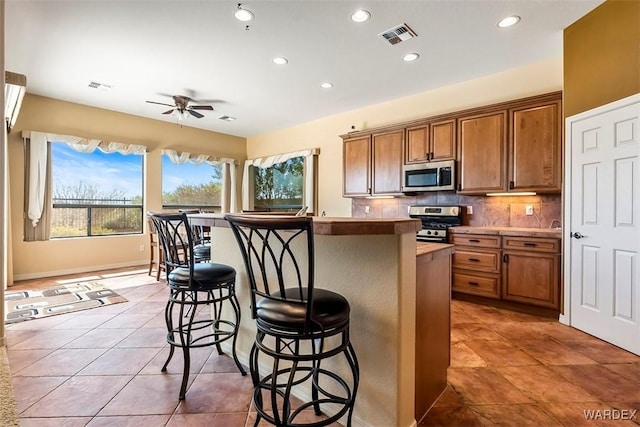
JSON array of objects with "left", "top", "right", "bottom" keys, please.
[{"left": 253, "top": 157, "right": 303, "bottom": 211}]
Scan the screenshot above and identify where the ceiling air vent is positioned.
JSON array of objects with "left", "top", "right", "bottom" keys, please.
[
  {"left": 88, "top": 81, "right": 112, "bottom": 91},
  {"left": 379, "top": 23, "right": 417, "bottom": 45},
  {"left": 218, "top": 115, "right": 236, "bottom": 122}
]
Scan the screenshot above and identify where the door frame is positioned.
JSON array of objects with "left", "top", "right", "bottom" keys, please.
[{"left": 561, "top": 92, "right": 640, "bottom": 326}]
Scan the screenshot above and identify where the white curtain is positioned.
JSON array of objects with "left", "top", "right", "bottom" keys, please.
[
  {"left": 162, "top": 149, "right": 238, "bottom": 213},
  {"left": 242, "top": 148, "right": 319, "bottom": 213},
  {"left": 27, "top": 132, "right": 48, "bottom": 227},
  {"left": 23, "top": 130, "right": 148, "bottom": 229}
]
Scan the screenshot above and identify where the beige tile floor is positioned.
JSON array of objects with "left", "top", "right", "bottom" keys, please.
[{"left": 6, "top": 267, "right": 640, "bottom": 426}]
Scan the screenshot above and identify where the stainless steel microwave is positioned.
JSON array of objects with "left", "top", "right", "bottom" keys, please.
[{"left": 402, "top": 159, "right": 456, "bottom": 192}]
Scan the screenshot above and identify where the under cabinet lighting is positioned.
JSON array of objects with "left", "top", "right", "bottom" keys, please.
[{"left": 486, "top": 192, "right": 536, "bottom": 197}]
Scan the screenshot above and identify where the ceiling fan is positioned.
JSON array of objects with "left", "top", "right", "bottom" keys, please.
[{"left": 146, "top": 95, "right": 214, "bottom": 119}]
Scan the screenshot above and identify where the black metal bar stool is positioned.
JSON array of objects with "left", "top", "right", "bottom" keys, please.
[
  {"left": 150, "top": 213, "right": 246, "bottom": 400},
  {"left": 225, "top": 214, "right": 359, "bottom": 426}
]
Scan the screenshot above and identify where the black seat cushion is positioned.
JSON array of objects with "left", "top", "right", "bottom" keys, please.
[
  {"left": 256, "top": 287, "right": 350, "bottom": 331},
  {"left": 193, "top": 243, "right": 211, "bottom": 260},
  {"left": 168, "top": 263, "right": 235, "bottom": 290}
]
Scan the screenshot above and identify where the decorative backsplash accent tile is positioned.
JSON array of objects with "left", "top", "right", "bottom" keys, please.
[{"left": 351, "top": 193, "right": 562, "bottom": 229}]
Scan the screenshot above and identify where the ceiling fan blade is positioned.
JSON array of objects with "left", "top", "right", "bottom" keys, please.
[
  {"left": 146, "top": 100, "right": 175, "bottom": 107},
  {"left": 162, "top": 109, "right": 175, "bottom": 115},
  {"left": 188, "top": 109, "right": 204, "bottom": 119},
  {"left": 190, "top": 105, "right": 214, "bottom": 111}
]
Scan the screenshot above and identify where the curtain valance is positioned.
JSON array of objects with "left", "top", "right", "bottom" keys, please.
[
  {"left": 162, "top": 149, "right": 237, "bottom": 166},
  {"left": 22, "top": 130, "right": 147, "bottom": 155}
]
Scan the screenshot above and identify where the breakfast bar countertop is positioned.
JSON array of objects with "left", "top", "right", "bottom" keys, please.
[{"left": 189, "top": 213, "right": 422, "bottom": 236}]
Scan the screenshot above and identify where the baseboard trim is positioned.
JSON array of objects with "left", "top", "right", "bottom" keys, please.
[{"left": 12, "top": 260, "right": 148, "bottom": 282}]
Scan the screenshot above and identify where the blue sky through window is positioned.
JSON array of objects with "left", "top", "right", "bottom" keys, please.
[
  {"left": 52, "top": 142, "right": 143, "bottom": 199},
  {"left": 161, "top": 155, "right": 221, "bottom": 193}
]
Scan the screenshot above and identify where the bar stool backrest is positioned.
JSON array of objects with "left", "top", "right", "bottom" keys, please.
[
  {"left": 226, "top": 215, "right": 315, "bottom": 331},
  {"left": 150, "top": 213, "right": 196, "bottom": 283}
]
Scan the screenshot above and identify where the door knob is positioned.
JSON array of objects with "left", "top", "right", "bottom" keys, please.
[{"left": 570, "top": 232, "right": 586, "bottom": 239}]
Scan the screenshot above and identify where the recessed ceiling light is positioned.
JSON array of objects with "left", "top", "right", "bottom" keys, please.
[
  {"left": 234, "top": 4, "right": 254, "bottom": 22},
  {"left": 320, "top": 82, "right": 334, "bottom": 89},
  {"left": 497, "top": 15, "right": 520, "bottom": 28},
  {"left": 350, "top": 9, "right": 370, "bottom": 23},
  {"left": 402, "top": 53, "right": 420, "bottom": 62},
  {"left": 272, "top": 57, "right": 288, "bottom": 65}
]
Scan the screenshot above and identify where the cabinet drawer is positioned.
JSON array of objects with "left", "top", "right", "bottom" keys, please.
[
  {"left": 450, "top": 234, "right": 500, "bottom": 248},
  {"left": 502, "top": 236, "right": 560, "bottom": 253},
  {"left": 453, "top": 271, "right": 500, "bottom": 298},
  {"left": 452, "top": 248, "right": 501, "bottom": 273}
]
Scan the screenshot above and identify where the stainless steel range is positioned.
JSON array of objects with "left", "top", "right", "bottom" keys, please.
[{"left": 408, "top": 205, "right": 462, "bottom": 243}]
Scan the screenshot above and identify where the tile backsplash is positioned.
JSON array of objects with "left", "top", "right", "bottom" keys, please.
[{"left": 352, "top": 193, "right": 562, "bottom": 229}]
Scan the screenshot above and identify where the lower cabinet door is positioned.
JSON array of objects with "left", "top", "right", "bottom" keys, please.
[
  {"left": 502, "top": 251, "right": 560, "bottom": 309},
  {"left": 452, "top": 270, "right": 500, "bottom": 298}
]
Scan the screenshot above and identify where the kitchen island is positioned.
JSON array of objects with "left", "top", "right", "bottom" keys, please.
[{"left": 189, "top": 214, "right": 453, "bottom": 427}]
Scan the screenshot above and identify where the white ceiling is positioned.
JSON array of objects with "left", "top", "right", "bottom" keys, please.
[{"left": 5, "top": 0, "right": 604, "bottom": 138}]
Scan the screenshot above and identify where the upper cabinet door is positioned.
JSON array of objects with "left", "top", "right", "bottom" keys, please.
[
  {"left": 509, "top": 99, "right": 562, "bottom": 193},
  {"left": 372, "top": 130, "right": 404, "bottom": 195},
  {"left": 430, "top": 119, "right": 456, "bottom": 161},
  {"left": 405, "top": 120, "right": 456, "bottom": 164},
  {"left": 343, "top": 136, "right": 371, "bottom": 196},
  {"left": 405, "top": 124, "right": 430, "bottom": 164},
  {"left": 457, "top": 111, "right": 507, "bottom": 194}
]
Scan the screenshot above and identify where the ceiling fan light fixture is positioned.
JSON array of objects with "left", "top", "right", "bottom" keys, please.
[
  {"left": 350, "top": 9, "right": 370, "bottom": 23},
  {"left": 234, "top": 4, "right": 254, "bottom": 22},
  {"left": 497, "top": 15, "right": 520, "bottom": 28}
]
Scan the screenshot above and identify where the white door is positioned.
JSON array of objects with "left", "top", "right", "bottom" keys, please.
[{"left": 564, "top": 94, "right": 640, "bottom": 356}]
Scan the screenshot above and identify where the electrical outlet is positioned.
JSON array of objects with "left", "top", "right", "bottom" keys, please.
[
  {"left": 364, "top": 206, "right": 370, "bottom": 213},
  {"left": 467, "top": 205, "right": 473, "bottom": 215},
  {"left": 525, "top": 205, "right": 534, "bottom": 216},
  {"left": 139, "top": 244, "right": 145, "bottom": 252}
]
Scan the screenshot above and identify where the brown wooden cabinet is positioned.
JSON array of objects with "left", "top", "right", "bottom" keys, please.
[
  {"left": 405, "top": 119, "right": 456, "bottom": 164},
  {"left": 451, "top": 233, "right": 501, "bottom": 298},
  {"left": 502, "top": 236, "right": 561, "bottom": 309},
  {"left": 509, "top": 98, "right": 562, "bottom": 193},
  {"left": 342, "top": 130, "right": 403, "bottom": 197},
  {"left": 415, "top": 248, "right": 452, "bottom": 422},
  {"left": 451, "top": 232, "right": 562, "bottom": 311},
  {"left": 372, "top": 129, "right": 404, "bottom": 195},
  {"left": 343, "top": 135, "right": 371, "bottom": 196},
  {"left": 457, "top": 111, "right": 507, "bottom": 194}
]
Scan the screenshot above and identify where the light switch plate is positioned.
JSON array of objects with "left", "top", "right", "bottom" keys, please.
[
  {"left": 526, "top": 205, "right": 534, "bottom": 215},
  {"left": 467, "top": 206, "right": 473, "bottom": 215}
]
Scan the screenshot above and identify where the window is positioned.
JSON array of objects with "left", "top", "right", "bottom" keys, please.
[
  {"left": 51, "top": 142, "right": 144, "bottom": 238},
  {"left": 161, "top": 153, "right": 223, "bottom": 211},
  {"left": 252, "top": 157, "right": 304, "bottom": 212},
  {"left": 243, "top": 148, "right": 318, "bottom": 213}
]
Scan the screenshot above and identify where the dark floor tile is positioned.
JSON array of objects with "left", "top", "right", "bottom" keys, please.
[
  {"left": 419, "top": 405, "right": 483, "bottom": 426},
  {"left": 517, "top": 338, "right": 597, "bottom": 365},
  {"left": 18, "top": 417, "right": 93, "bottom": 427},
  {"left": 466, "top": 340, "right": 540, "bottom": 366},
  {"left": 98, "top": 374, "right": 185, "bottom": 416},
  {"left": 11, "top": 375, "right": 68, "bottom": 413},
  {"left": 470, "top": 403, "right": 562, "bottom": 426},
  {"left": 551, "top": 364, "right": 640, "bottom": 402},
  {"left": 448, "top": 367, "right": 532, "bottom": 405},
  {"left": 86, "top": 415, "right": 171, "bottom": 426},
  {"left": 166, "top": 412, "right": 248, "bottom": 427},
  {"left": 497, "top": 365, "right": 599, "bottom": 403},
  {"left": 431, "top": 385, "right": 464, "bottom": 408},
  {"left": 604, "top": 363, "right": 640, "bottom": 384},
  {"left": 175, "top": 372, "right": 253, "bottom": 414},
  {"left": 489, "top": 321, "right": 549, "bottom": 341},
  {"left": 541, "top": 402, "right": 639, "bottom": 426},
  {"left": 450, "top": 342, "right": 487, "bottom": 368},
  {"left": 562, "top": 340, "right": 640, "bottom": 364},
  {"left": 451, "top": 322, "right": 503, "bottom": 342}
]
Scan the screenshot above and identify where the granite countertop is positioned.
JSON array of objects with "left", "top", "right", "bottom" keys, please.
[
  {"left": 189, "top": 213, "right": 422, "bottom": 236},
  {"left": 450, "top": 226, "right": 562, "bottom": 238}
]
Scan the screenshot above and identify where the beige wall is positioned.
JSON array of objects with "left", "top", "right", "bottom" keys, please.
[
  {"left": 9, "top": 94, "right": 246, "bottom": 280},
  {"left": 564, "top": 0, "right": 640, "bottom": 118},
  {"left": 247, "top": 56, "right": 564, "bottom": 218}
]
